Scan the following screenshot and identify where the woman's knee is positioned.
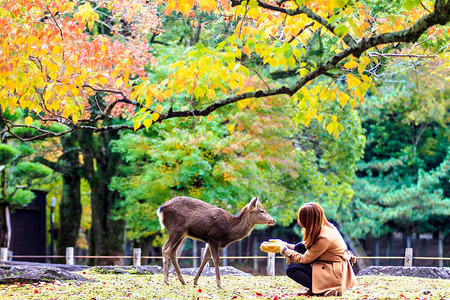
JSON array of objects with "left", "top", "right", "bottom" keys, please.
[
  {"left": 286, "top": 265, "right": 295, "bottom": 278},
  {"left": 285, "top": 264, "right": 312, "bottom": 289}
]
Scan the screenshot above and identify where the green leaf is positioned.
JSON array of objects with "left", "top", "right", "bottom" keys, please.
[
  {"left": 334, "top": 23, "right": 349, "bottom": 37},
  {"left": 402, "top": 0, "right": 421, "bottom": 11}
]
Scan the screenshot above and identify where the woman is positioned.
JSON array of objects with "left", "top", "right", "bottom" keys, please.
[{"left": 260, "top": 202, "right": 356, "bottom": 297}]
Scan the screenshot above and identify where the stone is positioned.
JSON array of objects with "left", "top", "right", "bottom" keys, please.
[
  {"left": 89, "top": 265, "right": 252, "bottom": 276},
  {"left": 89, "top": 265, "right": 163, "bottom": 275},
  {"left": 357, "top": 266, "right": 450, "bottom": 279},
  {"left": 0, "top": 265, "right": 91, "bottom": 284}
]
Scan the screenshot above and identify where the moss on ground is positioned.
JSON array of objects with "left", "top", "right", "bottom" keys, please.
[{"left": 0, "top": 272, "right": 448, "bottom": 299}]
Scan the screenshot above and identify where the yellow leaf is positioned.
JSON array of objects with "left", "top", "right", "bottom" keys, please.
[
  {"left": 302, "top": 115, "right": 311, "bottom": 127},
  {"left": 156, "top": 104, "right": 163, "bottom": 114},
  {"left": 133, "top": 121, "right": 141, "bottom": 131},
  {"left": 333, "top": 129, "right": 340, "bottom": 139},
  {"left": 151, "top": 113, "right": 159, "bottom": 122},
  {"left": 344, "top": 60, "right": 358, "bottom": 69},
  {"left": 66, "top": 1, "right": 75, "bottom": 13},
  {"left": 358, "top": 62, "right": 366, "bottom": 74},
  {"left": 99, "top": 77, "right": 107, "bottom": 86},
  {"left": 268, "top": 58, "right": 278, "bottom": 68},
  {"left": 237, "top": 98, "right": 251, "bottom": 109},
  {"left": 227, "top": 124, "right": 235, "bottom": 133},
  {"left": 235, "top": 47, "right": 243, "bottom": 59},
  {"left": 47, "top": 63, "right": 59, "bottom": 79},
  {"left": 247, "top": 8, "right": 258, "bottom": 19},
  {"left": 72, "top": 114, "right": 79, "bottom": 124},
  {"left": 51, "top": 101, "right": 60, "bottom": 111},
  {"left": 71, "top": 87, "right": 79, "bottom": 96},
  {"left": 279, "top": 57, "right": 287, "bottom": 68},
  {"left": 339, "top": 92, "right": 350, "bottom": 108},
  {"left": 52, "top": 45, "right": 63, "bottom": 56},
  {"left": 115, "top": 77, "right": 124, "bottom": 88},
  {"left": 346, "top": 74, "right": 362, "bottom": 89},
  {"left": 24, "top": 116, "right": 33, "bottom": 126},
  {"left": 143, "top": 119, "right": 152, "bottom": 130},
  {"left": 287, "top": 57, "right": 296, "bottom": 68},
  {"left": 207, "top": 115, "right": 213, "bottom": 123}
]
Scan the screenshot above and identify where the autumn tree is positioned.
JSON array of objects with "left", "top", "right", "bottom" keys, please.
[{"left": 0, "top": 0, "right": 448, "bottom": 139}]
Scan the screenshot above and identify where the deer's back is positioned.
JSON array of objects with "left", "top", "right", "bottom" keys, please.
[{"left": 159, "top": 196, "right": 235, "bottom": 243}]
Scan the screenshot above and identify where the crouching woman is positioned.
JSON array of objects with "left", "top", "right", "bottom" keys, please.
[{"left": 261, "top": 202, "right": 356, "bottom": 297}]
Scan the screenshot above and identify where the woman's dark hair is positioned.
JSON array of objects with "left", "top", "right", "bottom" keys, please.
[{"left": 297, "top": 202, "right": 331, "bottom": 248}]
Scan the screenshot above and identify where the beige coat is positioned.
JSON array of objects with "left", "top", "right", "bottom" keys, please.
[{"left": 283, "top": 224, "right": 356, "bottom": 294}]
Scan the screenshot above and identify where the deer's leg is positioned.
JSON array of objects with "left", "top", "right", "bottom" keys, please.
[
  {"left": 169, "top": 237, "right": 186, "bottom": 285},
  {"left": 193, "top": 244, "right": 211, "bottom": 285},
  {"left": 208, "top": 244, "right": 222, "bottom": 289},
  {"left": 162, "top": 239, "right": 171, "bottom": 284},
  {"left": 162, "top": 233, "right": 185, "bottom": 285}
]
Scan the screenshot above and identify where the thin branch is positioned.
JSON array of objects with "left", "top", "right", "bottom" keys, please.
[
  {"left": 369, "top": 52, "right": 438, "bottom": 59},
  {"left": 231, "top": 0, "right": 358, "bottom": 47},
  {"left": 46, "top": 5, "right": 64, "bottom": 40}
]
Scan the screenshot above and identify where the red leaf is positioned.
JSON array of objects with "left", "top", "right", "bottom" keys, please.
[
  {"left": 33, "top": 289, "right": 39, "bottom": 294},
  {"left": 198, "top": 289, "right": 202, "bottom": 293},
  {"left": 273, "top": 297, "right": 279, "bottom": 300},
  {"left": 255, "top": 292, "right": 263, "bottom": 296}
]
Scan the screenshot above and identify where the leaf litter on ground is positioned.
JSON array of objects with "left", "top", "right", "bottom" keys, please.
[{"left": 0, "top": 271, "right": 448, "bottom": 299}]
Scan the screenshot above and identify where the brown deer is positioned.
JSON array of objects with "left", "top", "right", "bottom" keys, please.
[{"left": 157, "top": 196, "right": 275, "bottom": 289}]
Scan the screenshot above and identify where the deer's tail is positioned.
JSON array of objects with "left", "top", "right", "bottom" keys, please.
[{"left": 157, "top": 205, "right": 165, "bottom": 230}]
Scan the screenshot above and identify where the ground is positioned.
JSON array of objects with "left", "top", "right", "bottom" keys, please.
[{"left": 0, "top": 271, "right": 448, "bottom": 300}]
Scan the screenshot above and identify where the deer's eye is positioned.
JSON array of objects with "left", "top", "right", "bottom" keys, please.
[{"left": 260, "top": 209, "right": 265, "bottom": 214}]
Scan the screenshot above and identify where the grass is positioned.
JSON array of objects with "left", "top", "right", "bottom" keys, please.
[{"left": 0, "top": 270, "right": 448, "bottom": 299}]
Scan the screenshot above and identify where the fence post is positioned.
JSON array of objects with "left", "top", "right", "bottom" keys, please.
[
  {"left": 66, "top": 247, "right": 74, "bottom": 265},
  {"left": 201, "top": 246, "right": 209, "bottom": 268},
  {"left": 133, "top": 248, "right": 141, "bottom": 267},
  {"left": 438, "top": 231, "right": 443, "bottom": 268},
  {"left": 193, "top": 240, "right": 197, "bottom": 268},
  {"left": 223, "top": 247, "right": 228, "bottom": 267},
  {"left": 266, "top": 253, "right": 275, "bottom": 276},
  {"left": 0, "top": 248, "right": 8, "bottom": 262},
  {"left": 253, "top": 239, "right": 258, "bottom": 273},
  {"left": 404, "top": 248, "right": 413, "bottom": 267}
]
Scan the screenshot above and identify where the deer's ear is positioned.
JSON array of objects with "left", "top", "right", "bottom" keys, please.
[{"left": 250, "top": 196, "right": 260, "bottom": 208}]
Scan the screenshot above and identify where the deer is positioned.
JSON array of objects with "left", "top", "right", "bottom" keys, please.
[{"left": 157, "top": 196, "right": 275, "bottom": 289}]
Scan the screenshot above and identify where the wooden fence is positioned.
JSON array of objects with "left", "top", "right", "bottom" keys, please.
[{"left": 1, "top": 247, "right": 448, "bottom": 276}]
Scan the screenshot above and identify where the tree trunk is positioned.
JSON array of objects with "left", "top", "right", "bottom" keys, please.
[
  {"left": 386, "top": 233, "right": 393, "bottom": 264},
  {"left": 0, "top": 204, "right": 10, "bottom": 248},
  {"left": 345, "top": 235, "right": 369, "bottom": 272},
  {"left": 80, "top": 130, "right": 125, "bottom": 266},
  {"left": 374, "top": 238, "right": 379, "bottom": 266},
  {"left": 55, "top": 134, "right": 82, "bottom": 263},
  {"left": 55, "top": 169, "right": 82, "bottom": 263}
]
